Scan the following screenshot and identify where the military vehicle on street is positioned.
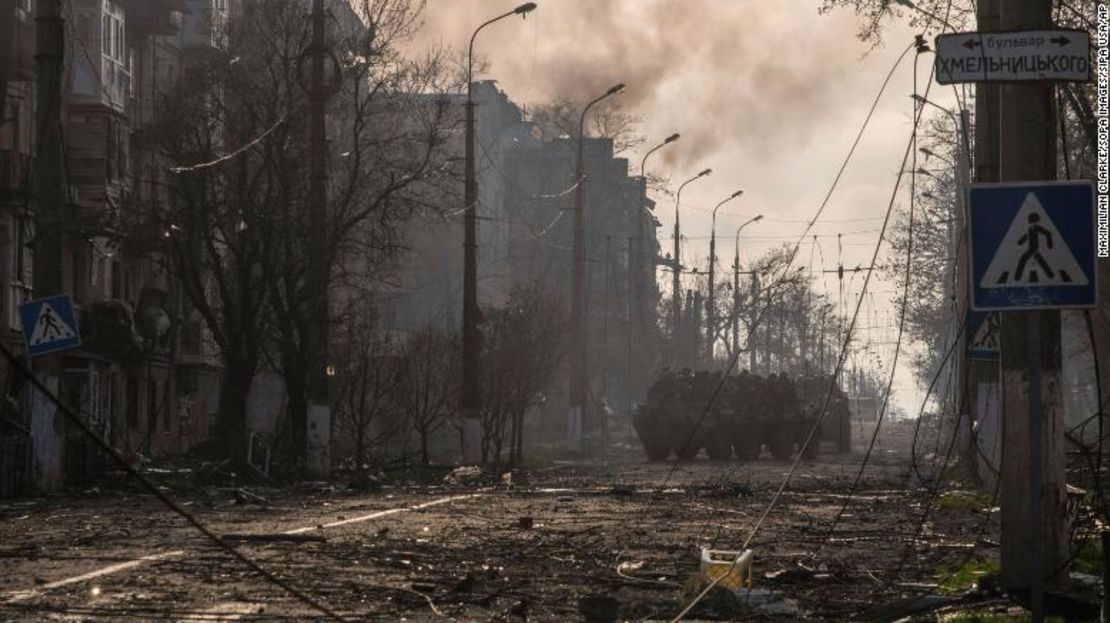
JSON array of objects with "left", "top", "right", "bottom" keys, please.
[{"left": 632, "top": 370, "right": 851, "bottom": 461}]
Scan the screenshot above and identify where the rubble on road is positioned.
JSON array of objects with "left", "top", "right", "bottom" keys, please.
[{"left": 0, "top": 454, "right": 1022, "bottom": 621}]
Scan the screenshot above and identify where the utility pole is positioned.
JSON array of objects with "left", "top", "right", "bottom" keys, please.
[
  {"left": 626, "top": 236, "right": 635, "bottom": 423},
  {"left": 462, "top": 33, "right": 480, "bottom": 465},
  {"left": 567, "top": 82, "right": 623, "bottom": 453},
  {"left": 0, "top": 1, "right": 15, "bottom": 109},
  {"left": 691, "top": 289, "right": 702, "bottom": 370},
  {"left": 29, "top": 0, "right": 65, "bottom": 489},
  {"left": 706, "top": 190, "right": 743, "bottom": 368},
  {"left": 969, "top": 0, "right": 1003, "bottom": 491},
  {"left": 601, "top": 234, "right": 612, "bottom": 450},
  {"left": 635, "top": 134, "right": 678, "bottom": 401},
  {"left": 303, "top": 0, "right": 333, "bottom": 475},
  {"left": 462, "top": 3, "right": 536, "bottom": 464},
  {"left": 730, "top": 215, "right": 762, "bottom": 366},
  {"left": 671, "top": 169, "right": 711, "bottom": 367},
  {"left": 749, "top": 272, "right": 759, "bottom": 373},
  {"left": 995, "top": 1, "right": 1068, "bottom": 617},
  {"left": 33, "top": 0, "right": 64, "bottom": 297}
]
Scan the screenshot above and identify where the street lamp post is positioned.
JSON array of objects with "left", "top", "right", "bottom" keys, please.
[
  {"left": 626, "top": 133, "right": 678, "bottom": 420},
  {"left": 636, "top": 133, "right": 680, "bottom": 338},
  {"left": 567, "top": 82, "right": 625, "bottom": 453},
  {"left": 731, "top": 215, "right": 763, "bottom": 362},
  {"left": 671, "top": 168, "right": 711, "bottom": 368},
  {"left": 462, "top": 2, "right": 536, "bottom": 464},
  {"left": 706, "top": 190, "right": 743, "bottom": 367},
  {"left": 912, "top": 94, "right": 970, "bottom": 413}
]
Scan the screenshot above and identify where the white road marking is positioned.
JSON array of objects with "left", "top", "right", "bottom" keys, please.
[
  {"left": 4, "top": 550, "right": 186, "bottom": 603},
  {"left": 2, "top": 493, "right": 481, "bottom": 603},
  {"left": 284, "top": 494, "right": 480, "bottom": 534},
  {"left": 176, "top": 600, "right": 261, "bottom": 621}
]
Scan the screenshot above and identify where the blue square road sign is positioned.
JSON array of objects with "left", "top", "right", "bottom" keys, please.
[
  {"left": 19, "top": 294, "right": 82, "bottom": 357},
  {"left": 969, "top": 181, "right": 1096, "bottom": 311},
  {"left": 967, "top": 310, "right": 1000, "bottom": 361}
]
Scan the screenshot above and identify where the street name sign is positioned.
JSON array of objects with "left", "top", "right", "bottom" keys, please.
[
  {"left": 935, "top": 29, "right": 1090, "bottom": 84},
  {"left": 19, "top": 294, "right": 81, "bottom": 357},
  {"left": 969, "top": 181, "right": 1096, "bottom": 311},
  {"left": 967, "top": 310, "right": 1000, "bottom": 361}
]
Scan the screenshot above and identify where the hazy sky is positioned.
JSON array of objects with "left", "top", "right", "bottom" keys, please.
[{"left": 407, "top": 1, "right": 963, "bottom": 413}]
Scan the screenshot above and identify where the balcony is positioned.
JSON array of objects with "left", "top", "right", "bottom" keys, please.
[
  {"left": 9, "top": 4, "right": 35, "bottom": 81},
  {"left": 121, "top": 0, "right": 187, "bottom": 36},
  {"left": 178, "top": 0, "right": 228, "bottom": 51},
  {"left": 0, "top": 150, "right": 34, "bottom": 201}
]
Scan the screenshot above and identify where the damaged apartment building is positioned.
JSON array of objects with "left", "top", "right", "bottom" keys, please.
[
  {"left": 0, "top": 0, "right": 229, "bottom": 492},
  {"left": 378, "top": 82, "right": 664, "bottom": 458}
]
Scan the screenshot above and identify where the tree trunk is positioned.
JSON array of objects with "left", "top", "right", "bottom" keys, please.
[
  {"left": 419, "top": 426, "right": 429, "bottom": 466},
  {"left": 480, "top": 425, "right": 490, "bottom": 466},
  {"left": 354, "top": 415, "right": 365, "bottom": 466},
  {"left": 216, "top": 365, "right": 254, "bottom": 465},
  {"left": 512, "top": 410, "right": 525, "bottom": 466},
  {"left": 508, "top": 411, "right": 520, "bottom": 466},
  {"left": 283, "top": 345, "right": 308, "bottom": 465},
  {"left": 492, "top": 434, "right": 503, "bottom": 467}
]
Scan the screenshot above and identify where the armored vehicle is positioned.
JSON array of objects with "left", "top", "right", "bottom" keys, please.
[{"left": 633, "top": 370, "right": 851, "bottom": 461}]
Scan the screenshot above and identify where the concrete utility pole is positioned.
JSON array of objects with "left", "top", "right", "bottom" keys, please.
[
  {"left": 304, "top": 0, "right": 333, "bottom": 475},
  {"left": 33, "top": 0, "right": 65, "bottom": 297},
  {"left": 626, "top": 236, "right": 635, "bottom": 422},
  {"left": 994, "top": 1, "right": 1069, "bottom": 617},
  {"left": 915, "top": 95, "right": 970, "bottom": 405},
  {"left": 29, "top": 0, "right": 65, "bottom": 490},
  {"left": 601, "top": 234, "right": 612, "bottom": 449},
  {"left": 749, "top": 272, "right": 759, "bottom": 373},
  {"left": 969, "top": 0, "right": 1003, "bottom": 491},
  {"left": 461, "top": 3, "right": 536, "bottom": 464},
  {"left": 0, "top": 2, "right": 15, "bottom": 110},
  {"left": 628, "top": 134, "right": 677, "bottom": 409},
  {"left": 671, "top": 169, "right": 710, "bottom": 367},
  {"left": 705, "top": 190, "right": 742, "bottom": 367},
  {"left": 567, "top": 82, "right": 624, "bottom": 453},
  {"left": 730, "top": 215, "right": 763, "bottom": 362}
]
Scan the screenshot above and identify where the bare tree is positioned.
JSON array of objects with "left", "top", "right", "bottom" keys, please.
[
  {"left": 479, "top": 284, "right": 567, "bottom": 466},
  {"left": 527, "top": 98, "right": 644, "bottom": 156},
  {"left": 146, "top": 48, "right": 277, "bottom": 464},
  {"left": 397, "top": 328, "right": 458, "bottom": 466},
  {"left": 332, "top": 305, "right": 404, "bottom": 466},
  {"left": 144, "top": 0, "right": 455, "bottom": 465},
  {"left": 817, "top": 0, "right": 974, "bottom": 46},
  {"left": 243, "top": 0, "right": 456, "bottom": 463}
]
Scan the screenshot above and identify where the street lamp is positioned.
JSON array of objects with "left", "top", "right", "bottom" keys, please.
[
  {"left": 634, "top": 132, "right": 679, "bottom": 320},
  {"left": 567, "top": 81, "right": 625, "bottom": 453},
  {"left": 894, "top": 0, "right": 958, "bottom": 31},
  {"left": 666, "top": 167, "right": 710, "bottom": 366},
  {"left": 706, "top": 189, "right": 743, "bottom": 367},
  {"left": 626, "top": 132, "right": 679, "bottom": 422},
  {"left": 731, "top": 214, "right": 763, "bottom": 361},
  {"left": 461, "top": 2, "right": 536, "bottom": 464},
  {"left": 641, "top": 133, "right": 680, "bottom": 180},
  {"left": 911, "top": 92, "right": 970, "bottom": 414},
  {"left": 911, "top": 94, "right": 971, "bottom": 169}
]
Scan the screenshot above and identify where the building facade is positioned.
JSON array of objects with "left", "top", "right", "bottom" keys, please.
[{"left": 0, "top": 0, "right": 233, "bottom": 491}]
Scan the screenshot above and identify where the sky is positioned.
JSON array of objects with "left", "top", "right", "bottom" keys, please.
[{"left": 405, "top": 0, "right": 966, "bottom": 415}]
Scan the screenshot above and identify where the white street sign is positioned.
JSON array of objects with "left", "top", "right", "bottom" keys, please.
[{"left": 935, "top": 29, "right": 1090, "bottom": 84}]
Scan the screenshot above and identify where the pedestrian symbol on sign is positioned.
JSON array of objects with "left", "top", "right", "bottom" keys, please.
[
  {"left": 971, "top": 313, "right": 999, "bottom": 353},
  {"left": 980, "top": 192, "right": 1088, "bottom": 289},
  {"left": 29, "top": 302, "right": 76, "bottom": 347}
]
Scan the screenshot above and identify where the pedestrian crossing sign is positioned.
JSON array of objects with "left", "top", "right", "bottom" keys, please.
[
  {"left": 19, "top": 294, "right": 81, "bottom": 357},
  {"left": 967, "top": 310, "right": 1000, "bottom": 360},
  {"left": 969, "top": 181, "right": 1096, "bottom": 311}
]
